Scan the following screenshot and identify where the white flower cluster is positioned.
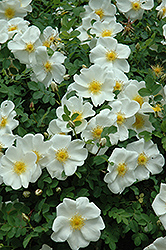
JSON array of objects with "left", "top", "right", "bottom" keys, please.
[
  {"left": 0, "top": 0, "right": 66, "bottom": 87},
  {"left": 0, "top": 0, "right": 166, "bottom": 249}
]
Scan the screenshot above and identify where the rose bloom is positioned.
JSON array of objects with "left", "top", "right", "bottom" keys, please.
[
  {"left": 56, "top": 95, "right": 95, "bottom": 134},
  {"left": 40, "top": 244, "right": 52, "bottom": 250},
  {"left": 90, "top": 37, "right": 131, "bottom": 73},
  {"left": 81, "top": 109, "right": 117, "bottom": 155},
  {"left": 109, "top": 97, "right": 140, "bottom": 141},
  {"left": 116, "top": 0, "right": 154, "bottom": 20},
  {"left": 90, "top": 20, "right": 123, "bottom": 38},
  {"left": 81, "top": 0, "right": 116, "bottom": 22},
  {"left": 144, "top": 236, "right": 166, "bottom": 250},
  {"left": 104, "top": 147, "right": 138, "bottom": 194},
  {"left": 0, "top": 145, "right": 38, "bottom": 190},
  {"left": 152, "top": 183, "right": 166, "bottom": 230},
  {"left": 126, "top": 138, "right": 165, "bottom": 181},
  {"left": 0, "top": 100, "right": 19, "bottom": 134},
  {"left": 51, "top": 197, "right": 105, "bottom": 250},
  {"left": 156, "top": 0, "right": 166, "bottom": 19},
  {"left": 0, "top": 0, "right": 32, "bottom": 20},
  {"left": 72, "top": 64, "right": 115, "bottom": 107},
  {"left": 45, "top": 134, "right": 88, "bottom": 180},
  {"left": 8, "top": 25, "right": 42, "bottom": 65},
  {"left": 32, "top": 46, "right": 66, "bottom": 87}
]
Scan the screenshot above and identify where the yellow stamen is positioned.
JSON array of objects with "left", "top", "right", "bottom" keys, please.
[
  {"left": 8, "top": 25, "right": 17, "bottom": 32},
  {"left": 152, "top": 104, "right": 162, "bottom": 112},
  {"left": 43, "top": 40, "right": 51, "bottom": 48},
  {"left": 0, "top": 117, "right": 7, "bottom": 127},
  {"left": 106, "top": 50, "right": 117, "bottom": 61},
  {"left": 162, "top": 7, "right": 166, "bottom": 16},
  {"left": 114, "top": 81, "right": 123, "bottom": 91},
  {"left": 116, "top": 113, "right": 125, "bottom": 125},
  {"left": 70, "top": 213, "right": 85, "bottom": 230},
  {"left": 131, "top": 2, "right": 141, "bottom": 11},
  {"left": 5, "top": 8, "right": 15, "bottom": 19},
  {"left": 13, "top": 161, "right": 26, "bottom": 175},
  {"left": 32, "top": 150, "right": 41, "bottom": 164},
  {"left": 92, "top": 125, "right": 103, "bottom": 139},
  {"left": 133, "top": 95, "right": 144, "bottom": 107},
  {"left": 44, "top": 61, "right": 52, "bottom": 72},
  {"left": 56, "top": 148, "right": 69, "bottom": 163},
  {"left": 101, "top": 29, "right": 112, "bottom": 37},
  {"left": 72, "top": 111, "right": 83, "bottom": 122},
  {"left": 25, "top": 43, "right": 34, "bottom": 53},
  {"left": 151, "top": 65, "right": 163, "bottom": 76},
  {"left": 49, "top": 36, "right": 55, "bottom": 42},
  {"left": 138, "top": 152, "right": 148, "bottom": 165},
  {"left": 88, "top": 80, "right": 102, "bottom": 94},
  {"left": 117, "top": 163, "right": 127, "bottom": 176},
  {"left": 95, "top": 8, "right": 104, "bottom": 19},
  {"left": 133, "top": 114, "right": 144, "bottom": 129}
]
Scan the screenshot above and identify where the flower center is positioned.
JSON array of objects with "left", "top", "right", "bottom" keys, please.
[
  {"left": 116, "top": 113, "right": 125, "bottom": 125},
  {"left": 8, "top": 25, "right": 17, "bottom": 32},
  {"left": 0, "top": 116, "right": 7, "bottom": 127},
  {"left": 5, "top": 8, "right": 15, "bottom": 19},
  {"left": 25, "top": 43, "right": 34, "bottom": 53},
  {"left": 92, "top": 125, "right": 103, "bottom": 139},
  {"left": 13, "top": 161, "right": 26, "bottom": 175},
  {"left": 114, "top": 81, "right": 123, "bottom": 91},
  {"left": 70, "top": 213, "right": 85, "bottom": 230},
  {"left": 152, "top": 104, "right": 162, "bottom": 112},
  {"left": 151, "top": 65, "right": 163, "bottom": 76},
  {"left": 106, "top": 50, "right": 117, "bottom": 61},
  {"left": 33, "top": 150, "right": 41, "bottom": 163},
  {"left": 88, "top": 80, "right": 102, "bottom": 94},
  {"left": 49, "top": 36, "right": 55, "bottom": 42},
  {"left": 72, "top": 111, "right": 83, "bottom": 122},
  {"left": 133, "top": 114, "right": 144, "bottom": 129},
  {"left": 56, "top": 148, "right": 69, "bottom": 163},
  {"left": 133, "top": 95, "right": 144, "bottom": 107},
  {"left": 101, "top": 29, "right": 112, "bottom": 37},
  {"left": 162, "top": 7, "right": 166, "bottom": 15},
  {"left": 131, "top": 2, "right": 141, "bottom": 11},
  {"left": 138, "top": 152, "right": 148, "bottom": 165},
  {"left": 95, "top": 8, "right": 104, "bottom": 19},
  {"left": 43, "top": 40, "right": 51, "bottom": 48},
  {"left": 44, "top": 61, "right": 52, "bottom": 72},
  {"left": 117, "top": 163, "right": 127, "bottom": 176}
]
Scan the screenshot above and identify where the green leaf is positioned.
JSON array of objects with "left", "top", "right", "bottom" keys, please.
[
  {"left": 64, "top": 104, "right": 71, "bottom": 116},
  {"left": 93, "top": 155, "right": 108, "bottom": 165},
  {"left": 71, "top": 113, "right": 79, "bottom": 121},
  {"left": 74, "top": 121, "right": 82, "bottom": 126},
  {"left": 62, "top": 114, "right": 70, "bottom": 121},
  {"left": 138, "top": 131, "right": 152, "bottom": 141},
  {"left": 101, "top": 126, "right": 117, "bottom": 137},
  {"left": 33, "top": 91, "right": 44, "bottom": 99},
  {"left": 1, "top": 224, "right": 11, "bottom": 231},
  {"left": 133, "top": 235, "right": 141, "bottom": 246},
  {"left": 77, "top": 188, "right": 89, "bottom": 197},
  {"left": 23, "top": 234, "right": 32, "bottom": 248},
  {"left": 162, "top": 137, "right": 166, "bottom": 151},
  {"left": 138, "top": 88, "right": 151, "bottom": 97},
  {"left": 151, "top": 84, "right": 162, "bottom": 95},
  {"left": 2, "top": 59, "right": 11, "bottom": 69},
  {"left": 66, "top": 90, "right": 76, "bottom": 100},
  {"left": 161, "top": 120, "right": 166, "bottom": 133},
  {"left": 129, "top": 220, "right": 139, "bottom": 233},
  {"left": 93, "top": 186, "right": 102, "bottom": 198}
]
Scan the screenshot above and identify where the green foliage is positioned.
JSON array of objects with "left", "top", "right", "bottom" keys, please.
[{"left": 0, "top": 0, "right": 166, "bottom": 249}]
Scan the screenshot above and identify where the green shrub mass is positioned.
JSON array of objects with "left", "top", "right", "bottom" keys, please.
[{"left": 0, "top": 0, "right": 166, "bottom": 249}]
